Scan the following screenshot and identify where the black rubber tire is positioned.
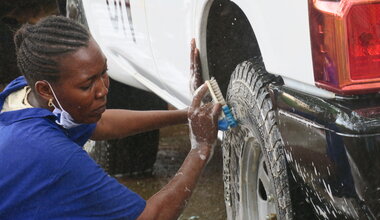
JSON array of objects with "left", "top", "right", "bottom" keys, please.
[
  {"left": 56, "top": 0, "right": 67, "bottom": 16},
  {"left": 222, "top": 58, "right": 293, "bottom": 220},
  {"left": 66, "top": 0, "right": 88, "bottom": 27},
  {"left": 87, "top": 78, "right": 167, "bottom": 176},
  {"left": 0, "top": 18, "right": 20, "bottom": 85}
]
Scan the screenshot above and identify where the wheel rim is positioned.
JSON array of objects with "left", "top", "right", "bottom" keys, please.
[{"left": 241, "top": 137, "right": 277, "bottom": 220}]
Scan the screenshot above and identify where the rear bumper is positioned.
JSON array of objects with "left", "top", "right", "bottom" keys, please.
[{"left": 270, "top": 84, "right": 380, "bottom": 219}]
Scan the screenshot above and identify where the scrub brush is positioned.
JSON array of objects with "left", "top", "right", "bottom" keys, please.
[{"left": 205, "top": 77, "right": 238, "bottom": 131}]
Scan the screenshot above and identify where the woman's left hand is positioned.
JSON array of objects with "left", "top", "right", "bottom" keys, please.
[{"left": 190, "top": 39, "right": 203, "bottom": 94}]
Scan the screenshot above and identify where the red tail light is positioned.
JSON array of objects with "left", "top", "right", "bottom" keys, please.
[{"left": 309, "top": 0, "right": 380, "bottom": 94}]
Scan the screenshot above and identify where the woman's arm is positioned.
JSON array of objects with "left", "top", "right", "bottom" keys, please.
[
  {"left": 138, "top": 144, "right": 211, "bottom": 220},
  {"left": 92, "top": 39, "right": 202, "bottom": 141},
  {"left": 91, "top": 108, "right": 188, "bottom": 140},
  {"left": 137, "top": 84, "right": 221, "bottom": 220}
]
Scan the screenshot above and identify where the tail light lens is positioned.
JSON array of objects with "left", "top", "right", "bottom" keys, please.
[{"left": 309, "top": 0, "right": 380, "bottom": 94}]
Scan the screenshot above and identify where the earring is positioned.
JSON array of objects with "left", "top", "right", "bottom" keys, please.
[{"left": 48, "top": 99, "right": 53, "bottom": 107}]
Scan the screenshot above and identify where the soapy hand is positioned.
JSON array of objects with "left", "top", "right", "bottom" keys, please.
[
  {"left": 190, "top": 39, "right": 203, "bottom": 94},
  {"left": 188, "top": 83, "right": 221, "bottom": 147}
]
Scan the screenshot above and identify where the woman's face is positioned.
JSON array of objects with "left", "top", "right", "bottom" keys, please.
[{"left": 51, "top": 38, "right": 109, "bottom": 124}]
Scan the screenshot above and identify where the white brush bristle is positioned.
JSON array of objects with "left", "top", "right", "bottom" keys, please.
[{"left": 208, "top": 77, "right": 226, "bottom": 105}]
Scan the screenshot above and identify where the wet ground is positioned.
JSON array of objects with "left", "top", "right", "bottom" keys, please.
[{"left": 117, "top": 124, "right": 227, "bottom": 220}]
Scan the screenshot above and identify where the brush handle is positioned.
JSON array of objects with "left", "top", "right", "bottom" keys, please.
[
  {"left": 206, "top": 78, "right": 238, "bottom": 130},
  {"left": 222, "top": 105, "right": 238, "bottom": 128},
  {"left": 218, "top": 119, "right": 229, "bottom": 131},
  {"left": 217, "top": 106, "right": 238, "bottom": 131}
]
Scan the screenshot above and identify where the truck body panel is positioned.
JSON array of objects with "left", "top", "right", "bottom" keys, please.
[{"left": 75, "top": 0, "right": 380, "bottom": 218}]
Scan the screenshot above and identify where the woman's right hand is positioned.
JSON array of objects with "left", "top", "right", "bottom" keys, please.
[{"left": 137, "top": 83, "right": 222, "bottom": 220}]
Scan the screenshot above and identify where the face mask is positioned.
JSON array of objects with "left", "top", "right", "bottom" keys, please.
[{"left": 45, "top": 81, "right": 81, "bottom": 129}]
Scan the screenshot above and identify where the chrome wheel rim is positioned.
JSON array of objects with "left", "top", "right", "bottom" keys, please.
[{"left": 241, "top": 137, "right": 277, "bottom": 220}]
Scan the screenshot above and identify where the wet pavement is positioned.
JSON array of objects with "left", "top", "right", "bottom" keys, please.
[{"left": 117, "top": 124, "right": 227, "bottom": 220}]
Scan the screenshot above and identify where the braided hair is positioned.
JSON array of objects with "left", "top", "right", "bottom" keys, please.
[{"left": 14, "top": 15, "right": 90, "bottom": 87}]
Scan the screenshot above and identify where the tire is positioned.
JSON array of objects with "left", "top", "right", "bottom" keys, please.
[
  {"left": 0, "top": 18, "right": 20, "bottom": 85},
  {"left": 66, "top": 0, "right": 88, "bottom": 27},
  {"left": 222, "top": 58, "right": 293, "bottom": 220},
  {"left": 86, "top": 78, "right": 167, "bottom": 176}
]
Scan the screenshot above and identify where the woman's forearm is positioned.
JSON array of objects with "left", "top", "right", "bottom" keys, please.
[
  {"left": 137, "top": 144, "right": 211, "bottom": 220},
  {"left": 137, "top": 84, "right": 221, "bottom": 220},
  {"left": 91, "top": 108, "right": 188, "bottom": 140}
]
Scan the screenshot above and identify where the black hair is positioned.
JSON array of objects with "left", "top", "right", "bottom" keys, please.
[{"left": 14, "top": 15, "right": 90, "bottom": 86}]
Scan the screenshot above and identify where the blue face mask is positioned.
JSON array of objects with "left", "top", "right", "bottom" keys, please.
[{"left": 45, "top": 81, "right": 81, "bottom": 129}]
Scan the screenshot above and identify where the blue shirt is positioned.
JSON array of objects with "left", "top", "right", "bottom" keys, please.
[{"left": 0, "top": 77, "right": 146, "bottom": 219}]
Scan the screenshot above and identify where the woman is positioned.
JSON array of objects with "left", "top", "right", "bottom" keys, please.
[{"left": 0, "top": 16, "right": 221, "bottom": 220}]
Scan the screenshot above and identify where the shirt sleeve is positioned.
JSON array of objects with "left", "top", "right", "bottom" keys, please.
[{"left": 39, "top": 147, "right": 146, "bottom": 220}]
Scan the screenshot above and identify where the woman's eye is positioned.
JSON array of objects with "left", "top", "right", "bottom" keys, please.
[{"left": 81, "top": 84, "right": 92, "bottom": 90}]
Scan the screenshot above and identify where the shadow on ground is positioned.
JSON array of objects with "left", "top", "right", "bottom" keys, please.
[{"left": 117, "top": 124, "right": 227, "bottom": 220}]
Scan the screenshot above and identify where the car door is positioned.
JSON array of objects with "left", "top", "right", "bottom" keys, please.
[
  {"left": 82, "top": 0, "right": 165, "bottom": 90},
  {"left": 144, "top": 0, "right": 195, "bottom": 106}
]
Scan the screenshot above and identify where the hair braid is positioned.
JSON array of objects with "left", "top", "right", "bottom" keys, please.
[{"left": 14, "top": 15, "right": 90, "bottom": 87}]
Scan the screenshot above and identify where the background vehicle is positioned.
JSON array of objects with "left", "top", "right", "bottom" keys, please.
[
  {"left": 67, "top": 0, "right": 380, "bottom": 219},
  {"left": 0, "top": 0, "right": 59, "bottom": 87}
]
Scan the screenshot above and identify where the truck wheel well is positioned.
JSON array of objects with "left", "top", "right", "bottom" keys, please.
[{"left": 206, "top": 0, "right": 261, "bottom": 96}]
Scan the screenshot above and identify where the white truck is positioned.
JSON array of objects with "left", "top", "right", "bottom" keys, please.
[{"left": 64, "top": 0, "right": 380, "bottom": 219}]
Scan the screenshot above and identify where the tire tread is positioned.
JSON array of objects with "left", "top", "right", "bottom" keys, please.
[{"left": 223, "top": 57, "right": 293, "bottom": 220}]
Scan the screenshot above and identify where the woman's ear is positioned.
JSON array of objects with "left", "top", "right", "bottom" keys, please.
[{"left": 34, "top": 81, "right": 53, "bottom": 102}]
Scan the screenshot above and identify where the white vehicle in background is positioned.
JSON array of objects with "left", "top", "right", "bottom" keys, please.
[{"left": 64, "top": 0, "right": 380, "bottom": 219}]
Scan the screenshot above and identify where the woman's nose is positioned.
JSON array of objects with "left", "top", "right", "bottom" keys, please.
[{"left": 95, "top": 76, "right": 109, "bottom": 98}]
